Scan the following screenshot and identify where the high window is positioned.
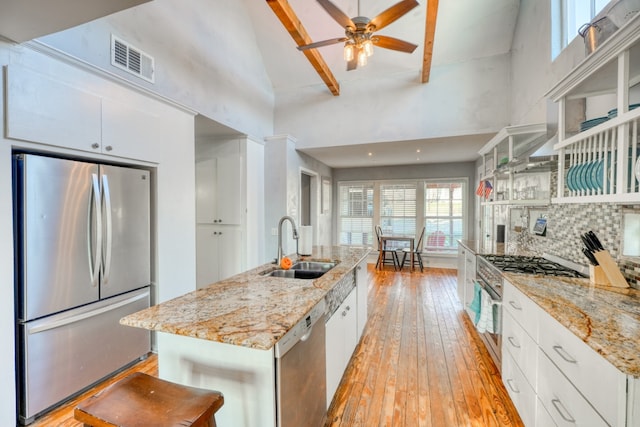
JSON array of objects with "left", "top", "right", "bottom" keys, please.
[
  {"left": 338, "top": 182, "right": 374, "bottom": 246},
  {"left": 552, "top": 0, "right": 610, "bottom": 59},
  {"left": 337, "top": 178, "right": 468, "bottom": 254}
]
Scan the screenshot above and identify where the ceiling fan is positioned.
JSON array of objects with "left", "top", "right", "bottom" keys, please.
[{"left": 297, "top": 0, "right": 420, "bottom": 70}]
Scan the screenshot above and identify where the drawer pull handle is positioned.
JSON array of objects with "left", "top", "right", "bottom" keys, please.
[
  {"left": 551, "top": 398, "right": 576, "bottom": 423},
  {"left": 506, "top": 379, "right": 520, "bottom": 394},
  {"left": 508, "top": 300, "right": 522, "bottom": 311},
  {"left": 553, "top": 345, "right": 577, "bottom": 364},
  {"left": 507, "top": 336, "right": 521, "bottom": 349}
]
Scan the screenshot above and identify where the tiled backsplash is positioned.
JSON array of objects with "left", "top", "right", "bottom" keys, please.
[{"left": 513, "top": 203, "right": 640, "bottom": 289}]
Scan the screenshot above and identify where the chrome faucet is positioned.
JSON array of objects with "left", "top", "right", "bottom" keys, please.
[{"left": 277, "top": 215, "right": 299, "bottom": 264}]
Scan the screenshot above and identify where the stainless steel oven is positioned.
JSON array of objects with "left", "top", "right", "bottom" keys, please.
[
  {"left": 474, "top": 254, "right": 586, "bottom": 371},
  {"left": 475, "top": 256, "right": 504, "bottom": 370}
]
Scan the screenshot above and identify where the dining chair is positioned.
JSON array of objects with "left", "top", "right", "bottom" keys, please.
[
  {"left": 400, "top": 227, "right": 425, "bottom": 272},
  {"left": 375, "top": 225, "right": 399, "bottom": 270}
]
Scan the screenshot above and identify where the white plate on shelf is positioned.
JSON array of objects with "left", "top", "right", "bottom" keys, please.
[{"left": 635, "top": 156, "right": 640, "bottom": 184}]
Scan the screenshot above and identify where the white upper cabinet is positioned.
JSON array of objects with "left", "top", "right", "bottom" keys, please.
[
  {"left": 477, "top": 123, "right": 551, "bottom": 206},
  {"left": 5, "top": 64, "right": 163, "bottom": 163},
  {"left": 101, "top": 98, "right": 162, "bottom": 162},
  {"left": 548, "top": 14, "right": 640, "bottom": 204},
  {"left": 195, "top": 139, "right": 243, "bottom": 225},
  {"left": 6, "top": 65, "right": 102, "bottom": 152}
]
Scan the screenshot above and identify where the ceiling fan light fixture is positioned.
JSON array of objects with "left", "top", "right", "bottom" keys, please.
[
  {"left": 357, "top": 49, "right": 368, "bottom": 67},
  {"left": 363, "top": 39, "right": 374, "bottom": 57},
  {"left": 343, "top": 43, "right": 355, "bottom": 61}
]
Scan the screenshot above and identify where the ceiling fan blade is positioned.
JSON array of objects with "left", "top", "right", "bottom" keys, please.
[
  {"left": 373, "top": 35, "right": 418, "bottom": 53},
  {"left": 317, "top": 0, "right": 355, "bottom": 29},
  {"left": 297, "top": 37, "right": 348, "bottom": 51},
  {"left": 369, "top": 0, "right": 419, "bottom": 31}
]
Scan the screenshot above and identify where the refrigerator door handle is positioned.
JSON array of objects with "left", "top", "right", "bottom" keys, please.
[
  {"left": 101, "top": 173, "right": 113, "bottom": 285},
  {"left": 89, "top": 173, "right": 102, "bottom": 287},
  {"left": 27, "top": 292, "right": 149, "bottom": 335}
]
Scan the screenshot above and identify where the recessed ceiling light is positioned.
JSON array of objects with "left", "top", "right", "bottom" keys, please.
[
  {"left": 416, "top": 149, "right": 421, "bottom": 153},
  {"left": 368, "top": 152, "right": 373, "bottom": 156}
]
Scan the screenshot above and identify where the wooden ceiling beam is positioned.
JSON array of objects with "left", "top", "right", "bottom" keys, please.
[
  {"left": 421, "top": 0, "right": 439, "bottom": 83},
  {"left": 266, "top": 0, "right": 340, "bottom": 96}
]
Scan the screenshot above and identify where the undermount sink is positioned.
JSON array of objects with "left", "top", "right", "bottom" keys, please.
[
  {"left": 291, "top": 261, "right": 336, "bottom": 272},
  {"left": 263, "top": 261, "right": 337, "bottom": 279}
]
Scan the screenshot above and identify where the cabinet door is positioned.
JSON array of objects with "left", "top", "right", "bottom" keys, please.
[
  {"left": 457, "top": 246, "right": 466, "bottom": 305},
  {"left": 325, "top": 308, "right": 345, "bottom": 408},
  {"left": 196, "top": 158, "right": 218, "bottom": 224},
  {"left": 355, "top": 261, "right": 368, "bottom": 340},
  {"left": 216, "top": 149, "right": 242, "bottom": 224},
  {"left": 196, "top": 226, "right": 220, "bottom": 289},
  {"left": 502, "top": 351, "right": 536, "bottom": 427},
  {"left": 101, "top": 98, "right": 161, "bottom": 162},
  {"left": 217, "top": 227, "right": 243, "bottom": 281},
  {"left": 6, "top": 64, "right": 101, "bottom": 152},
  {"left": 342, "top": 290, "right": 358, "bottom": 358}
]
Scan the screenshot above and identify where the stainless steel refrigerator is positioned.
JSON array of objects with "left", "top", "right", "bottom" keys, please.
[{"left": 13, "top": 153, "right": 151, "bottom": 424}]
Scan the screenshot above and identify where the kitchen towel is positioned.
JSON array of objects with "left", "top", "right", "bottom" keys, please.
[
  {"left": 298, "top": 226, "right": 313, "bottom": 256},
  {"left": 476, "top": 288, "right": 497, "bottom": 334},
  {"left": 469, "top": 281, "right": 482, "bottom": 325}
]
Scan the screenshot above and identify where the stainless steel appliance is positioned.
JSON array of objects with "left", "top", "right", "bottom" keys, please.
[
  {"left": 475, "top": 254, "right": 584, "bottom": 370},
  {"left": 274, "top": 300, "right": 326, "bottom": 427},
  {"left": 13, "top": 153, "right": 151, "bottom": 424}
]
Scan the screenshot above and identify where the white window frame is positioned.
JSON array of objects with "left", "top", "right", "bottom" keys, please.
[
  {"left": 552, "top": 0, "right": 610, "bottom": 59},
  {"left": 423, "top": 178, "right": 468, "bottom": 254},
  {"left": 337, "top": 181, "right": 375, "bottom": 247},
  {"left": 337, "top": 178, "right": 468, "bottom": 255}
]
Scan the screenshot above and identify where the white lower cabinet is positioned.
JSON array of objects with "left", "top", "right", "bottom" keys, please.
[
  {"left": 195, "top": 225, "right": 243, "bottom": 288},
  {"left": 325, "top": 288, "right": 357, "bottom": 408},
  {"left": 503, "top": 280, "right": 629, "bottom": 427},
  {"left": 537, "top": 347, "right": 608, "bottom": 426},
  {"left": 456, "top": 244, "right": 477, "bottom": 318},
  {"left": 502, "top": 309, "right": 537, "bottom": 388},
  {"left": 538, "top": 307, "right": 625, "bottom": 426},
  {"left": 502, "top": 351, "right": 537, "bottom": 427},
  {"left": 355, "top": 260, "right": 368, "bottom": 340}
]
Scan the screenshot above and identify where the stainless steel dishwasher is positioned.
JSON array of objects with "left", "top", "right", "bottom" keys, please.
[{"left": 275, "top": 299, "right": 326, "bottom": 427}]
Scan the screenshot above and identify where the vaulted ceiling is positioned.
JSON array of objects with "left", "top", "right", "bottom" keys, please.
[{"left": 245, "top": 0, "right": 520, "bottom": 94}]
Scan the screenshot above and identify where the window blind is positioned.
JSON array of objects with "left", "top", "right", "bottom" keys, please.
[
  {"left": 338, "top": 183, "right": 374, "bottom": 246},
  {"left": 379, "top": 183, "right": 416, "bottom": 248}
]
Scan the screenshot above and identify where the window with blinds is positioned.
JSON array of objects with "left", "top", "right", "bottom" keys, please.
[
  {"left": 380, "top": 183, "right": 416, "bottom": 249},
  {"left": 424, "top": 181, "right": 464, "bottom": 252},
  {"left": 338, "top": 183, "right": 374, "bottom": 246}
]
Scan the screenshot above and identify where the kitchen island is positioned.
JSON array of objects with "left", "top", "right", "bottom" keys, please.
[{"left": 121, "top": 245, "right": 370, "bottom": 427}]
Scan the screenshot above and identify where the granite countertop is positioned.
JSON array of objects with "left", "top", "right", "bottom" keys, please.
[
  {"left": 504, "top": 273, "right": 640, "bottom": 378},
  {"left": 120, "top": 246, "right": 370, "bottom": 351}
]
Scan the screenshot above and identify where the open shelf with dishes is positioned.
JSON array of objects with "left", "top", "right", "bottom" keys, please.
[
  {"left": 478, "top": 123, "right": 552, "bottom": 206},
  {"left": 548, "top": 13, "right": 640, "bottom": 204}
]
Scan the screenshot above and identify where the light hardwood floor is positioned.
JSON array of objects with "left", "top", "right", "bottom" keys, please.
[{"left": 30, "top": 265, "right": 522, "bottom": 427}]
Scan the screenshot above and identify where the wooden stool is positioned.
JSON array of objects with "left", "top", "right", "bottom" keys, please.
[{"left": 74, "top": 372, "right": 224, "bottom": 427}]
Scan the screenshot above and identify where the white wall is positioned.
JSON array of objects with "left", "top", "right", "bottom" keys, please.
[
  {"left": 0, "top": 41, "right": 196, "bottom": 424},
  {"left": 264, "top": 135, "right": 333, "bottom": 262},
  {"left": 38, "top": 0, "right": 275, "bottom": 141},
  {"left": 273, "top": 54, "right": 512, "bottom": 150}
]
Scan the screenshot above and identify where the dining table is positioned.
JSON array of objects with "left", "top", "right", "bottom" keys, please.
[{"left": 377, "top": 234, "right": 415, "bottom": 272}]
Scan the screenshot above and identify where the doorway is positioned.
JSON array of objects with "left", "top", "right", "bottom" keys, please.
[{"left": 300, "top": 169, "right": 319, "bottom": 244}]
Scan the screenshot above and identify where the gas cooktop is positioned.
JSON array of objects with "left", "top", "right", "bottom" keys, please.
[{"left": 480, "top": 255, "right": 585, "bottom": 278}]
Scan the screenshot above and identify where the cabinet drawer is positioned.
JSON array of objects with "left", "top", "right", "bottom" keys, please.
[
  {"left": 503, "top": 280, "right": 540, "bottom": 342},
  {"left": 537, "top": 348, "right": 608, "bottom": 426},
  {"left": 502, "top": 309, "right": 537, "bottom": 389},
  {"left": 538, "top": 309, "right": 625, "bottom": 426},
  {"left": 502, "top": 351, "right": 536, "bottom": 427},
  {"left": 535, "top": 397, "right": 556, "bottom": 427}
]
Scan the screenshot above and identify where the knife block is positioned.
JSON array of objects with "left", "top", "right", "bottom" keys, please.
[{"left": 589, "top": 265, "right": 610, "bottom": 286}]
